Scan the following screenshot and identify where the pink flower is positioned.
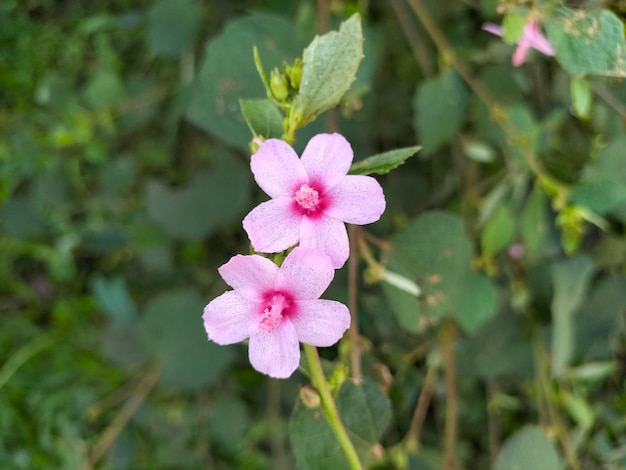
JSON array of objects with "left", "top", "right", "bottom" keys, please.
[
  {"left": 202, "top": 247, "right": 350, "bottom": 378},
  {"left": 483, "top": 20, "right": 555, "bottom": 67},
  {"left": 242, "top": 133, "right": 386, "bottom": 268}
]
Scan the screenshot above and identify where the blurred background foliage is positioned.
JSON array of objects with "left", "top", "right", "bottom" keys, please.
[{"left": 1, "top": 0, "right": 626, "bottom": 469}]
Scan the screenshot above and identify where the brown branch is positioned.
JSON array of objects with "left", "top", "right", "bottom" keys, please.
[
  {"left": 390, "top": 0, "right": 435, "bottom": 77},
  {"left": 405, "top": 364, "right": 438, "bottom": 452}
]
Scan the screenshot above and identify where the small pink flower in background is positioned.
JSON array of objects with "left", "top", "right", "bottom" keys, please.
[
  {"left": 483, "top": 20, "right": 555, "bottom": 66},
  {"left": 242, "top": 133, "right": 386, "bottom": 268},
  {"left": 203, "top": 247, "right": 350, "bottom": 379}
]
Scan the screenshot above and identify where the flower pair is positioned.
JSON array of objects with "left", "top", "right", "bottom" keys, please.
[{"left": 202, "top": 133, "right": 386, "bottom": 378}]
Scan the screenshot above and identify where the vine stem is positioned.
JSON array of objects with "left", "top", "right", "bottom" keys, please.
[{"left": 303, "top": 344, "right": 364, "bottom": 470}]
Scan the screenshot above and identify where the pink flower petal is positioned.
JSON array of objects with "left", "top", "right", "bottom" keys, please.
[
  {"left": 218, "top": 254, "right": 279, "bottom": 302},
  {"left": 527, "top": 23, "right": 555, "bottom": 56},
  {"left": 291, "top": 299, "right": 350, "bottom": 347},
  {"left": 203, "top": 291, "right": 259, "bottom": 345},
  {"left": 300, "top": 133, "right": 353, "bottom": 191},
  {"left": 512, "top": 36, "right": 531, "bottom": 66},
  {"left": 243, "top": 198, "right": 302, "bottom": 253},
  {"left": 275, "top": 247, "right": 334, "bottom": 300},
  {"left": 248, "top": 319, "right": 300, "bottom": 378},
  {"left": 251, "top": 139, "right": 308, "bottom": 198},
  {"left": 482, "top": 23, "right": 503, "bottom": 37},
  {"left": 324, "top": 175, "right": 386, "bottom": 225},
  {"left": 300, "top": 214, "right": 349, "bottom": 269}
]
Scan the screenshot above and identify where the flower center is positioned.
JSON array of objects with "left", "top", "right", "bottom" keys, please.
[
  {"left": 294, "top": 184, "right": 320, "bottom": 211},
  {"left": 259, "top": 294, "right": 288, "bottom": 333}
]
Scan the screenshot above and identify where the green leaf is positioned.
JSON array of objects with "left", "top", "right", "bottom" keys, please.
[
  {"left": 384, "top": 212, "right": 473, "bottom": 331},
  {"left": 575, "top": 275, "right": 626, "bottom": 360},
  {"left": 140, "top": 288, "right": 235, "bottom": 390},
  {"left": 239, "top": 98, "right": 284, "bottom": 140},
  {"left": 414, "top": 69, "right": 468, "bottom": 154},
  {"left": 454, "top": 271, "right": 498, "bottom": 334},
  {"left": 147, "top": 0, "right": 201, "bottom": 59},
  {"left": 336, "top": 379, "right": 391, "bottom": 444},
  {"left": 502, "top": 11, "right": 525, "bottom": 44},
  {"left": 186, "top": 13, "right": 303, "bottom": 150},
  {"left": 551, "top": 255, "right": 595, "bottom": 377},
  {"left": 146, "top": 149, "right": 250, "bottom": 240},
  {"left": 294, "top": 14, "right": 364, "bottom": 126},
  {"left": 545, "top": 7, "right": 626, "bottom": 77},
  {"left": 570, "top": 179, "right": 626, "bottom": 213},
  {"left": 481, "top": 204, "right": 516, "bottom": 256},
  {"left": 492, "top": 426, "right": 561, "bottom": 470},
  {"left": 289, "top": 378, "right": 390, "bottom": 470},
  {"left": 570, "top": 77, "right": 592, "bottom": 118},
  {"left": 349, "top": 146, "right": 421, "bottom": 175},
  {"left": 520, "top": 185, "right": 549, "bottom": 261},
  {"left": 289, "top": 400, "right": 351, "bottom": 470},
  {"left": 83, "top": 72, "right": 124, "bottom": 110},
  {"left": 89, "top": 275, "right": 137, "bottom": 322}
]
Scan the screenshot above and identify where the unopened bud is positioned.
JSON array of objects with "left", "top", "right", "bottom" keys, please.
[
  {"left": 299, "top": 385, "right": 321, "bottom": 408},
  {"left": 270, "top": 69, "right": 289, "bottom": 101},
  {"left": 286, "top": 58, "right": 303, "bottom": 89}
]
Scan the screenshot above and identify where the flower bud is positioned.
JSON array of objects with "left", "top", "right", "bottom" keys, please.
[
  {"left": 270, "top": 68, "right": 289, "bottom": 101},
  {"left": 299, "top": 385, "right": 321, "bottom": 408},
  {"left": 286, "top": 58, "right": 303, "bottom": 90}
]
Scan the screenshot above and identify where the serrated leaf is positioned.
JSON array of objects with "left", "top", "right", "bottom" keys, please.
[
  {"left": 140, "top": 288, "right": 234, "bottom": 390},
  {"left": 551, "top": 255, "right": 595, "bottom": 377},
  {"left": 492, "top": 426, "right": 561, "bottom": 470},
  {"left": 294, "top": 14, "right": 363, "bottom": 126},
  {"left": 349, "top": 146, "right": 420, "bottom": 175},
  {"left": 147, "top": 0, "right": 201, "bottom": 59},
  {"left": 545, "top": 7, "right": 626, "bottom": 77},
  {"left": 186, "top": 13, "right": 303, "bottom": 150},
  {"left": 384, "top": 212, "right": 472, "bottom": 331},
  {"left": 414, "top": 69, "right": 468, "bottom": 154},
  {"left": 240, "top": 98, "right": 284, "bottom": 140}
]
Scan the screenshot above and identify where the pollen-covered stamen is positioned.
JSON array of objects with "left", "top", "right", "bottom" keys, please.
[
  {"left": 259, "top": 294, "right": 288, "bottom": 332},
  {"left": 294, "top": 184, "right": 320, "bottom": 211}
]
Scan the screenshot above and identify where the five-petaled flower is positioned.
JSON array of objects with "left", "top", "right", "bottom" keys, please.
[
  {"left": 483, "top": 20, "right": 555, "bottom": 67},
  {"left": 242, "top": 133, "right": 386, "bottom": 268},
  {"left": 202, "top": 247, "right": 351, "bottom": 378}
]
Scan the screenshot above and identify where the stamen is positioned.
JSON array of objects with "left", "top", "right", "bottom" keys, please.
[
  {"left": 259, "top": 294, "right": 289, "bottom": 332},
  {"left": 294, "top": 184, "right": 320, "bottom": 211}
]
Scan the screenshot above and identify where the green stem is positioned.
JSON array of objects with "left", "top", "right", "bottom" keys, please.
[{"left": 303, "top": 344, "right": 363, "bottom": 470}]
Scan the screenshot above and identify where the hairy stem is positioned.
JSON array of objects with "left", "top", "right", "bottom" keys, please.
[{"left": 303, "top": 344, "right": 363, "bottom": 470}]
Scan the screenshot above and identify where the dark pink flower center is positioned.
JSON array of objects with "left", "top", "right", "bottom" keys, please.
[
  {"left": 259, "top": 292, "right": 293, "bottom": 333},
  {"left": 294, "top": 184, "right": 320, "bottom": 212}
]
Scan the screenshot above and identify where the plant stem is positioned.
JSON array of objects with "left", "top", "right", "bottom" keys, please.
[
  {"left": 303, "top": 344, "right": 363, "bottom": 470},
  {"left": 441, "top": 319, "right": 458, "bottom": 470},
  {"left": 348, "top": 225, "right": 363, "bottom": 383},
  {"left": 405, "top": 363, "right": 437, "bottom": 452}
]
